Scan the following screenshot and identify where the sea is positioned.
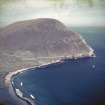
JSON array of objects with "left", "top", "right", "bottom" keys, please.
[{"left": 12, "top": 27, "right": 105, "bottom": 105}]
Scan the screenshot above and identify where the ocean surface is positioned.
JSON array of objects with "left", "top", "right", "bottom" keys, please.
[{"left": 12, "top": 27, "right": 105, "bottom": 105}]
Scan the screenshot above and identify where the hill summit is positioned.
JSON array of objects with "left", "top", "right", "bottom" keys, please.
[{"left": 0, "top": 18, "right": 94, "bottom": 60}]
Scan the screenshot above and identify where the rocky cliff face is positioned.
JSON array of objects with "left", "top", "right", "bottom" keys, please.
[{"left": 0, "top": 18, "right": 94, "bottom": 72}]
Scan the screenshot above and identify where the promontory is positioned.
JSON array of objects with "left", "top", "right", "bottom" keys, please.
[{"left": 0, "top": 18, "right": 95, "bottom": 73}]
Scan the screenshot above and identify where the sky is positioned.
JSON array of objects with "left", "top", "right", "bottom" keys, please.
[{"left": 0, "top": 0, "right": 105, "bottom": 27}]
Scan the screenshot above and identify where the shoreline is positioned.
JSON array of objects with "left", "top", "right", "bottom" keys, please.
[
  {"left": 4, "top": 50, "right": 95, "bottom": 105},
  {"left": 4, "top": 59, "right": 64, "bottom": 105},
  {"left": 5, "top": 58, "right": 64, "bottom": 86}
]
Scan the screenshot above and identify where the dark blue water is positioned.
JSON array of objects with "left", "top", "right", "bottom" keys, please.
[{"left": 13, "top": 27, "right": 105, "bottom": 105}]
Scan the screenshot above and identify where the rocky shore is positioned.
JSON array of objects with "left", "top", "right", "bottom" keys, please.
[{"left": 4, "top": 53, "right": 95, "bottom": 105}]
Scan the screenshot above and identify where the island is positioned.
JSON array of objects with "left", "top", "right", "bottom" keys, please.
[
  {"left": 0, "top": 18, "right": 95, "bottom": 105},
  {"left": 0, "top": 18, "right": 94, "bottom": 66}
]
